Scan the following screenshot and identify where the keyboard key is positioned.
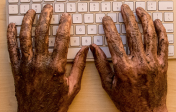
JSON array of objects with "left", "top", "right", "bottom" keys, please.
[
  {"left": 124, "top": 2, "right": 134, "bottom": 11},
  {"left": 90, "top": 2, "right": 99, "bottom": 12},
  {"left": 70, "top": 37, "right": 80, "bottom": 46},
  {"left": 115, "top": 24, "right": 120, "bottom": 32},
  {"left": 9, "top": 5, "right": 18, "bottom": 14},
  {"left": 147, "top": 2, "right": 156, "bottom": 11},
  {"left": 100, "top": 47, "right": 111, "bottom": 58},
  {"left": 78, "top": 3, "right": 88, "bottom": 12},
  {"left": 134, "top": 13, "right": 140, "bottom": 22},
  {"left": 136, "top": 2, "right": 145, "bottom": 10},
  {"left": 122, "top": 24, "right": 126, "bottom": 33},
  {"left": 84, "top": 14, "right": 94, "bottom": 23},
  {"left": 67, "top": 48, "right": 81, "bottom": 59},
  {"left": 55, "top": 3, "right": 65, "bottom": 12},
  {"left": 76, "top": 25, "right": 85, "bottom": 34},
  {"left": 88, "top": 25, "right": 97, "bottom": 34},
  {"left": 121, "top": 35, "right": 126, "bottom": 44},
  {"left": 67, "top": 3, "right": 76, "bottom": 12},
  {"left": 16, "top": 27, "right": 21, "bottom": 36},
  {"left": 70, "top": 26, "right": 74, "bottom": 35},
  {"left": 87, "top": 49, "right": 93, "bottom": 59},
  {"left": 101, "top": 2, "right": 111, "bottom": 11},
  {"left": 45, "top": 0, "right": 54, "bottom": 1},
  {"left": 9, "top": 16, "right": 24, "bottom": 25},
  {"left": 57, "top": 0, "right": 66, "bottom": 1},
  {"left": 159, "top": 1, "right": 173, "bottom": 11},
  {"left": 107, "top": 13, "right": 117, "bottom": 22},
  {"left": 118, "top": 13, "right": 124, "bottom": 22},
  {"left": 32, "top": 4, "right": 41, "bottom": 13},
  {"left": 73, "top": 14, "right": 82, "bottom": 23},
  {"left": 167, "top": 34, "right": 174, "bottom": 44},
  {"left": 138, "top": 24, "right": 143, "bottom": 33},
  {"left": 53, "top": 26, "right": 58, "bottom": 35},
  {"left": 20, "top": 5, "right": 29, "bottom": 14},
  {"left": 96, "top": 13, "right": 105, "bottom": 23},
  {"left": 163, "top": 24, "right": 173, "bottom": 33},
  {"left": 94, "top": 36, "right": 103, "bottom": 45},
  {"left": 49, "top": 37, "right": 55, "bottom": 47},
  {"left": 98, "top": 25, "right": 104, "bottom": 34},
  {"left": 32, "top": 0, "right": 42, "bottom": 2},
  {"left": 113, "top": 2, "right": 122, "bottom": 11},
  {"left": 21, "top": 0, "right": 30, "bottom": 2},
  {"left": 168, "top": 45, "right": 174, "bottom": 56},
  {"left": 32, "top": 27, "right": 35, "bottom": 36},
  {"left": 9, "top": 0, "right": 18, "bottom": 3},
  {"left": 153, "top": 13, "right": 162, "bottom": 21},
  {"left": 164, "top": 12, "right": 173, "bottom": 22},
  {"left": 50, "top": 15, "right": 59, "bottom": 24},
  {"left": 105, "top": 37, "right": 107, "bottom": 45},
  {"left": 82, "top": 37, "right": 91, "bottom": 46}
]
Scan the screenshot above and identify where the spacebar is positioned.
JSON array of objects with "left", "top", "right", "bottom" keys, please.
[{"left": 67, "top": 47, "right": 111, "bottom": 59}]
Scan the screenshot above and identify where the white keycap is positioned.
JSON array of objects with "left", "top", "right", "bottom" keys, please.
[
  {"left": 49, "top": 49, "right": 53, "bottom": 53},
  {"left": 153, "top": 13, "right": 162, "bottom": 21},
  {"left": 165, "top": 12, "right": 173, "bottom": 22},
  {"left": 73, "top": 14, "right": 82, "bottom": 23},
  {"left": 99, "top": 25, "right": 104, "bottom": 34},
  {"left": 49, "top": 27, "right": 51, "bottom": 35},
  {"left": 88, "top": 25, "right": 97, "bottom": 34},
  {"left": 87, "top": 49, "right": 94, "bottom": 59},
  {"left": 84, "top": 14, "right": 94, "bottom": 23},
  {"left": 138, "top": 24, "right": 143, "bottom": 33},
  {"left": 9, "top": 0, "right": 18, "bottom": 3},
  {"left": 90, "top": 2, "right": 99, "bottom": 12},
  {"left": 96, "top": 14, "right": 105, "bottom": 23},
  {"left": 70, "top": 26, "right": 74, "bottom": 35},
  {"left": 67, "top": 48, "right": 81, "bottom": 59},
  {"left": 134, "top": 13, "right": 140, "bottom": 22},
  {"left": 136, "top": 2, "right": 145, "bottom": 10},
  {"left": 101, "top": 2, "right": 111, "bottom": 12},
  {"left": 67, "top": 3, "right": 76, "bottom": 12},
  {"left": 50, "top": 15, "right": 59, "bottom": 24},
  {"left": 9, "top": 16, "right": 24, "bottom": 25},
  {"left": 45, "top": 0, "right": 54, "bottom": 1},
  {"left": 20, "top": 5, "right": 29, "bottom": 14},
  {"left": 115, "top": 24, "right": 120, "bottom": 33},
  {"left": 82, "top": 37, "right": 91, "bottom": 46},
  {"left": 121, "top": 35, "right": 126, "bottom": 44},
  {"left": 105, "top": 37, "right": 107, "bottom": 45},
  {"left": 100, "top": 47, "right": 111, "bottom": 58},
  {"left": 32, "top": 0, "right": 42, "bottom": 2},
  {"left": 118, "top": 13, "right": 124, "bottom": 22},
  {"left": 122, "top": 24, "right": 126, "bottom": 34},
  {"left": 108, "top": 13, "right": 117, "bottom": 22},
  {"left": 124, "top": 2, "right": 134, "bottom": 11},
  {"left": 49, "top": 37, "right": 55, "bottom": 47},
  {"left": 9, "top": 5, "right": 18, "bottom": 14},
  {"left": 70, "top": 37, "right": 80, "bottom": 46},
  {"left": 147, "top": 2, "right": 156, "bottom": 11},
  {"left": 32, "top": 4, "right": 41, "bottom": 13},
  {"left": 113, "top": 2, "right": 122, "bottom": 11},
  {"left": 32, "top": 27, "right": 35, "bottom": 36},
  {"left": 53, "top": 26, "right": 58, "bottom": 35},
  {"left": 168, "top": 45, "right": 174, "bottom": 56},
  {"left": 159, "top": 1, "right": 173, "bottom": 11},
  {"left": 167, "top": 34, "right": 174, "bottom": 44},
  {"left": 163, "top": 24, "right": 173, "bottom": 33},
  {"left": 57, "top": 0, "right": 66, "bottom": 1},
  {"left": 78, "top": 3, "right": 87, "bottom": 12},
  {"left": 148, "top": 12, "right": 152, "bottom": 17},
  {"left": 94, "top": 36, "right": 103, "bottom": 45},
  {"left": 76, "top": 25, "right": 85, "bottom": 34},
  {"left": 16, "top": 27, "right": 21, "bottom": 36},
  {"left": 21, "top": 0, "right": 30, "bottom": 2},
  {"left": 55, "top": 3, "right": 64, "bottom": 12}
]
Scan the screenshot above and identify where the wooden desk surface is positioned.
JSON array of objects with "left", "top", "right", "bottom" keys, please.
[{"left": 0, "top": 0, "right": 176, "bottom": 112}]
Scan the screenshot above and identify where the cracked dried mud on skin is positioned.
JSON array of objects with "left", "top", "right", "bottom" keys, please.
[
  {"left": 91, "top": 4, "right": 168, "bottom": 112},
  {"left": 7, "top": 4, "right": 89, "bottom": 112}
]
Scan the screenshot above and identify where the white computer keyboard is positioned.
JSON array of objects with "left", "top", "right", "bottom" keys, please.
[{"left": 6, "top": 0, "right": 176, "bottom": 61}]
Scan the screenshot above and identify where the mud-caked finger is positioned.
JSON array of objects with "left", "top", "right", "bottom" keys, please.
[
  {"left": 68, "top": 46, "right": 89, "bottom": 95},
  {"left": 35, "top": 4, "right": 53, "bottom": 57},
  {"left": 136, "top": 7, "right": 158, "bottom": 59},
  {"left": 154, "top": 19, "right": 169, "bottom": 64},
  {"left": 102, "top": 16, "right": 128, "bottom": 66},
  {"left": 19, "top": 9, "right": 36, "bottom": 62},
  {"left": 90, "top": 44, "right": 114, "bottom": 92},
  {"left": 121, "top": 4, "right": 145, "bottom": 59},
  {"left": 50, "top": 13, "right": 72, "bottom": 74}
]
